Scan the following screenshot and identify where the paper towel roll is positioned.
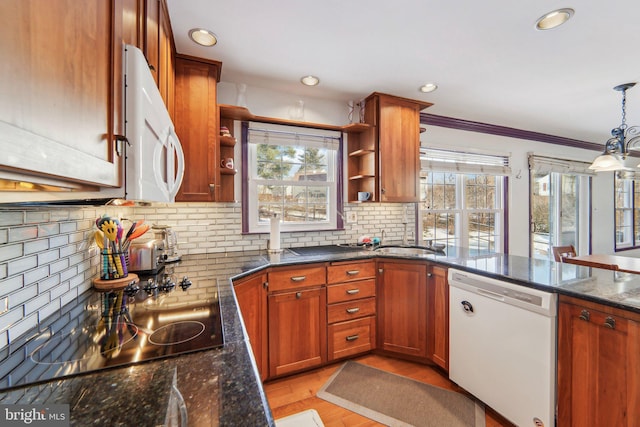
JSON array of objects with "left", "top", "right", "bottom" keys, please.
[{"left": 270, "top": 214, "right": 281, "bottom": 251}]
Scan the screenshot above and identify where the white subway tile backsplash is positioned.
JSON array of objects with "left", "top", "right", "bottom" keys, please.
[
  {"left": 25, "top": 239, "right": 49, "bottom": 255},
  {"left": 9, "top": 313, "right": 38, "bottom": 344},
  {"left": 38, "top": 298, "right": 61, "bottom": 323},
  {"left": 0, "top": 276, "right": 23, "bottom": 296},
  {"left": 38, "top": 223, "right": 59, "bottom": 237},
  {"left": 49, "top": 259, "right": 69, "bottom": 275},
  {"left": 7, "top": 255, "right": 37, "bottom": 276},
  {"left": 9, "top": 285, "right": 38, "bottom": 308},
  {"left": 0, "top": 308, "right": 23, "bottom": 333},
  {"left": 9, "top": 226, "right": 38, "bottom": 242},
  {"left": 0, "top": 243, "right": 23, "bottom": 262},
  {"left": 24, "top": 293, "right": 50, "bottom": 316},
  {"left": 0, "top": 229, "right": 7, "bottom": 244},
  {"left": 23, "top": 266, "right": 49, "bottom": 286},
  {"left": 0, "top": 211, "right": 24, "bottom": 227},
  {"left": 49, "top": 235, "right": 69, "bottom": 248},
  {"left": 37, "top": 249, "right": 60, "bottom": 265}
]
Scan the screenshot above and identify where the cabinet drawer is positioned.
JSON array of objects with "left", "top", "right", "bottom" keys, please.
[
  {"left": 328, "top": 317, "right": 375, "bottom": 361},
  {"left": 328, "top": 297, "right": 376, "bottom": 324},
  {"left": 327, "top": 279, "right": 376, "bottom": 304},
  {"left": 268, "top": 265, "right": 326, "bottom": 292},
  {"left": 327, "top": 261, "right": 375, "bottom": 284}
]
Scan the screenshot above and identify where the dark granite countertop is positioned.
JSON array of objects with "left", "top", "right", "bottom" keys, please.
[{"left": 3, "top": 245, "right": 640, "bottom": 427}]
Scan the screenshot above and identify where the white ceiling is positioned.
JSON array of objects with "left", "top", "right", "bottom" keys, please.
[{"left": 166, "top": 0, "right": 640, "bottom": 146}]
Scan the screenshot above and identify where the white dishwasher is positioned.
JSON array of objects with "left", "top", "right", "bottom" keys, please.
[{"left": 448, "top": 268, "right": 557, "bottom": 427}]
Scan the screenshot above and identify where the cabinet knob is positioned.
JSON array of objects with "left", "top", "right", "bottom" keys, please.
[
  {"left": 295, "top": 292, "right": 302, "bottom": 299},
  {"left": 604, "top": 316, "right": 616, "bottom": 329},
  {"left": 378, "top": 268, "right": 383, "bottom": 273},
  {"left": 579, "top": 309, "right": 590, "bottom": 322},
  {"left": 427, "top": 273, "right": 433, "bottom": 277},
  {"left": 209, "top": 184, "right": 216, "bottom": 191}
]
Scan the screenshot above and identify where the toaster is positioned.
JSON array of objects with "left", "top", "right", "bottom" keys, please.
[{"left": 128, "top": 239, "right": 165, "bottom": 273}]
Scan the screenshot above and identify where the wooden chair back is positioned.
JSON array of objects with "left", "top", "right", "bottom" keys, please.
[{"left": 552, "top": 245, "right": 577, "bottom": 262}]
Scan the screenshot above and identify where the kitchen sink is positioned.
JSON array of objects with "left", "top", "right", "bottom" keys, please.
[{"left": 374, "top": 245, "right": 441, "bottom": 256}]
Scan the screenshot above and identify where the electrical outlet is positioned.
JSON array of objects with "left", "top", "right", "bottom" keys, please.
[{"left": 346, "top": 212, "right": 357, "bottom": 223}]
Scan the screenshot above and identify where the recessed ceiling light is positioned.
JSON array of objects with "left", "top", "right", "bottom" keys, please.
[
  {"left": 535, "top": 8, "right": 574, "bottom": 30},
  {"left": 419, "top": 83, "right": 438, "bottom": 93},
  {"left": 300, "top": 75, "right": 320, "bottom": 86},
  {"left": 189, "top": 28, "right": 217, "bottom": 46}
]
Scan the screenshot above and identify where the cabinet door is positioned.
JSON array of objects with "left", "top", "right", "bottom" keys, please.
[
  {"left": 377, "top": 260, "right": 428, "bottom": 359},
  {"left": 377, "top": 95, "right": 422, "bottom": 202},
  {"left": 174, "top": 57, "right": 219, "bottom": 201},
  {"left": 558, "top": 299, "right": 640, "bottom": 426},
  {"left": 427, "top": 264, "right": 449, "bottom": 371},
  {"left": 233, "top": 273, "right": 268, "bottom": 381},
  {"left": 268, "top": 287, "right": 327, "bottom": 378},
  {"left": 0, "top": 0, "right": 121, "bottom": 188}
]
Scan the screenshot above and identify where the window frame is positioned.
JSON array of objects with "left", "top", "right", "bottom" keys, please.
[
  {"left": 242, "top": 121, "right": 343, "bottom": 234},
  {"left": 614, "top": 172, "right": 640, "bottom": 251},
  {"left": 418, "top": 148, "right": 509, "bottom": 254}
]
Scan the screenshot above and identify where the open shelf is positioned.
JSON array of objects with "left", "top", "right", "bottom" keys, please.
[
  {"left": 220, "top": 135, "right": 236, "bottom": 147},
  {"left": 349, "top": 174, "right": 375, "bottom": 180},
  {"left": 221, "top": 168, "right": 237, "bottom": 175},
  {"left": 348, "top": 149, "right": 375, "bottom": 157}
]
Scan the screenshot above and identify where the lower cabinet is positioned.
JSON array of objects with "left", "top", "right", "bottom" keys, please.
[
  {"left": 268, "top": 286, "right": 327, "bottom": 378},
  {"left": 377, "top": 260, "right": 429, "bottom": 360},
  {"left": 557, "top": 295, "right": 640, "bottom": 426},
  {"left": 327, "top": 260, "right": 377, "bottom": 361},
  {"left": 267, "top": 264, "right": 327, "bottom": 378},
  {"left": 233, "top": 273, "right": 268, "bottom": 380},
  {"left": 427, "top": 264, "right": 449, "bottom": 371}
]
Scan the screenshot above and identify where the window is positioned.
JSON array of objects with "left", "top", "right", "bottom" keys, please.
[
  {"left": 419, "top": 148, "right": 509, "bottom": 255},
  {"left": 528, "top": 155, "right": 592, "bottom": 259},
  {"left": 243, "top": 122, "right": 342, "bottom": 233},
  {"left": 614, "top": 172, "right": 640, "bottom": 250}
]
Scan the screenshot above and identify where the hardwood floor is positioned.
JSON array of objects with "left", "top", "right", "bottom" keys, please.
[{"left": 264, "top": 354, "right": 515, "bottom": 427}]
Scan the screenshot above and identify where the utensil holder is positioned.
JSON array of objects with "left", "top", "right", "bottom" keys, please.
[{"left": 101, "top": 250, "right": 129, "bottom": 280}]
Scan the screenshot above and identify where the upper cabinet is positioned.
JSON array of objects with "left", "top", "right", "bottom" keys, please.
[
  {"left": 347, "top": 92, "right": 432, "bottom": 203},
  {"left": 174, "top": 55, "right": 222, "bottom": 202},
  {"left": 0, "top": 0, "right": 176, "bottom": 202},
  {"left": 0, "top": 0, "right": 123, "bottom": 193}
]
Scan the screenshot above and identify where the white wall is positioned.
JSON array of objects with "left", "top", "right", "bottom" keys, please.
[{"left": 219, "top": 81, "right": 625, "bottom": 257}]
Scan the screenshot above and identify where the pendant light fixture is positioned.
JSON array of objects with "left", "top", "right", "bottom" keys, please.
[{"left": 589, "top": 83, "right": 640, "bottom": 172}]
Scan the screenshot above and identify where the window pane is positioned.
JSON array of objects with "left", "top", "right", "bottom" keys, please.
[
  {"left": 465, "top": 174, "right": 496, "bottom": 209},
  {"left": 468, "top": 212, "right": 495, "bottom": 253},
  {"left": 422, "top": 172, "right": 456, "bottom": 209},
  {"left": 422, "top": 212, "right": 457, "bottom": 248}
]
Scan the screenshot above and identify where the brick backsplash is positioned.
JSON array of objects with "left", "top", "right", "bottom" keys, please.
[{"left": 0, "top": 202, "right": 413, "bottom": 349}]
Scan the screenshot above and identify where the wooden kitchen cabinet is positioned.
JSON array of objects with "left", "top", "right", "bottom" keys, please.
[
  {"left": 557, "top": 295, "right": 640, "bottom": 426},
  {"left": 144, "top": 0, "right": 175, "bottom": 116},
  {"left": 0, "top": 0, "right": 123, "bottom": 190},
  {"left": 174, "top": 55, "right": 222, "bottom": 201},
  {"left": 377, "top": 260, "right": 429, "bottom": 360},
  {"left": 327, "top": 260, "right": 377, "bottom": 361},
  {"left": 427, "top": 264, "right": 449, "bottom": 371},
  {"left": 233, "top": 273, "right": 268, "bottom": 381},
  {"left": 347, "top": 93, "right": 432, "bottom": 203},
  {"left": 267, "top": 264, "right": 327, "bottom": 378}
]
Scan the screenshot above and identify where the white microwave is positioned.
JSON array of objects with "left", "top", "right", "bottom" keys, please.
[{"left": 124, "top": 44, "right": 184, "bottom": 203}]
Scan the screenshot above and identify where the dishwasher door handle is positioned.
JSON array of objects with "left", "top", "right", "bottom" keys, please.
[
  {"left": 476, "top": 287, "right": 506, "bottom": 301},
  {"left": 461, "top": 300, "right": 474, "bottom": 313}
]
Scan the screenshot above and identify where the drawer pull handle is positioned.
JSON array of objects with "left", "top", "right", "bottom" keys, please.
[
  {"left": 346, "top": 270, "right": 360, "bottom": 276},
  {"left": 579, "top": 310, "right": 590, "bottom": 322},
  {"left": 290, "top": 276, "right": 306, "bottom": 282},
  {"left": 346, "top": 289, "right": 360, "bottom": 295},
  {"left": 346, "top": 307, "right": 360, "bottom": 314},
  {"left": 604, "top": 316, "right": 616, "bottom": 329},
  {"left": 345, "top": 334, "right": 359, "bottom": 342}
]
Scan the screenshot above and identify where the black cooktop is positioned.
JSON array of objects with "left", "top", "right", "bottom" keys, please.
[{"left": 0, "top": 266, "right": 224, "bottom": 390}]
